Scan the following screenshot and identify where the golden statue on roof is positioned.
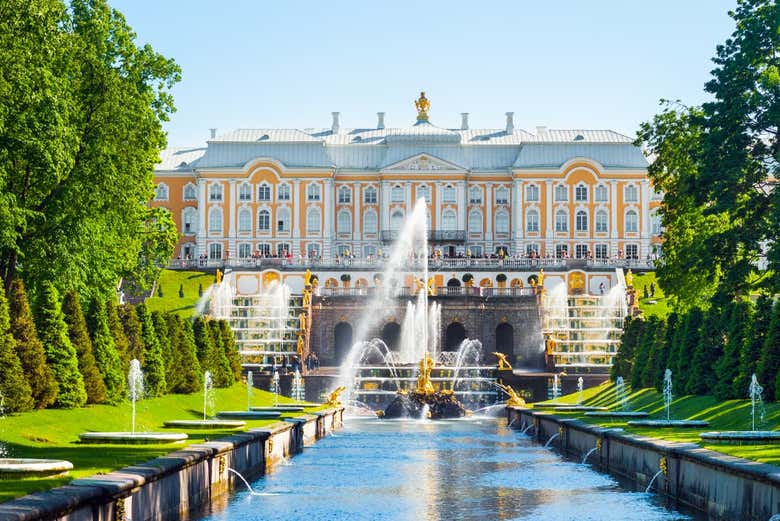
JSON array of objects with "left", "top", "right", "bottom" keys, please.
[{"left": 415, "top": 92, "right": 430, "bottom": 122}]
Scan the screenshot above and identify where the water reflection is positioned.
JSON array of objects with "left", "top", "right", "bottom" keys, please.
[{"left": 192, "top": 418, "right": 692, "bottom": 521}]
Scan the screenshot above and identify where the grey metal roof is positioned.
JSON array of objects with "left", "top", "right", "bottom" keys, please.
[
  {"left": 156, "top": 147, "right": 207, "bottom": 171},
  {"left": 525, "top": 129, "right": 634, "bottom": 143},
  {"left": 513, "top": 144, "right": 648, "bottom": 169}
]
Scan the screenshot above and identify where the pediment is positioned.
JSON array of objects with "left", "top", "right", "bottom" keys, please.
[{"left": 381, "top": 153, "right": 467, "bottom": 173}]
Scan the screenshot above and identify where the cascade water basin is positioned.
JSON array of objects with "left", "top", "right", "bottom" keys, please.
[
  {"left": 78, "top": 432, "right": 188, "bottom": 444},
  {"left": 250, "top": 405, "right": 306, "bottom": 413},
  {"left": 585, "top": 411, "right": 650, "bottom": 418},
  {"left": 163, "top": 419, "right": 247, "bottom": 429},
  {"left": 700, "top": 431, "right": 780, "bottom": 444},
  {"left": 216, "top": 410, "right": 282, "bottom": 420},
  {"left": 0, "top": 459, "right": 74, "bottom": 478},
  {"left": 629, "top": 420, "right": 710, "bottom": 428}
]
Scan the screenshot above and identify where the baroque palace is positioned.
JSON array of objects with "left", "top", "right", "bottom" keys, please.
[{"left": 152, "top": 93, "right": 660, "bottom": 264}]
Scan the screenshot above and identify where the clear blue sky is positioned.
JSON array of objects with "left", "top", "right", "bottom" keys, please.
[{"left": 111, "top": 0, "right": 737, "bottom": 148}]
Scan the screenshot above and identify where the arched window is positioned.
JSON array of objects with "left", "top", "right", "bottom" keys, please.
[
  {"left": 278, "top": 184, "right": 291, "bottom": 201},
  {"left": 182, "top": 207, "right": 198, "bottom": 234},
  {"left": 238, "top": 243, "right": 252, "bottom": 259},
  {"left": 390, "top": 211, "right": 404, "bottom": 231},
  {"left": 555, "top": 209, "right": 568, "bottom": 232},
  {"left": 154, "top": 183, "right": 169, "bottom": 201},
  {"left": 595, "top": 210, "right": 609, "bottom": 233},
  {"left": 277, "top": 243, "right": 291, "bottom": 256},
  {"left": 208, "top": 208, "right": 223, "bottom": 232},
  {"left": 238, "top": 208, "right": 252, "bottom": 233},
  {"left": 307, "top": 183, "right": 321, "bottom": 201},
  {"left": 364, "top": 186, "right": 377, "bottom": 204},
  {"left": 575, "top": 210, "right": 588, "bottom": 232},
  {"left": 337, "top": 210, "right": 351, "bottom": 234},
  {"left": 306, "top": 208, "right": 321, "bottom": 234},
  {"left": 417, "top": 185, "right": 430, "bottom": 203},
  {"left": 625, "top": 210, "right": 638, "bottom": 233},
  {"left": 526, "top": 210, "right": 539, "bottom": 232},
  {"left": 257, "top": 209, "right": 271, "bottom": 231},
  {"left": 468, "top": 210, "right": 482, "bottom": 234},
  {"left": 277, "top": 208, "right": 290, "bottom": 232},
  {"left": 624, "top": 185, "right": 638, "bottom": 202},
  {"left": 257, "top": 243, "right": 271, "bottom": 256},
  {"left": 338, "top": 186, "right": 351, "bottom": 204},
  {"left": 238, "top": 183, "right": 252, "bottom": 202},
  {"left": 469, "top": 186, "right": 482, "bottom": 204},
  {"left": 183, "top": 183, "right": 197, "bottom": 201},
  {"left": 495, "top": 210, "right": 509, "bottom": 234},
  {"left": 554, "top": 184, "right": 568, "bottom": 202},
  {"left": 442, "top": 209, "right": 456, "bottom": 231},
  {"left": 443, "top": 185, "right": 456, "bottom": 203},
  {"left": 526, "top": 184, "right": 540, "bottom": 202},
  {"left": 208, "top": 243, "right": 222, "bottom": 260},
  {"left": 209, "top": 184, "right": 223, "bottom": 201},
  {"left": 495, "top": 187, "right": 509, "bottom": 205},
  {"left": 595, "top": 185, "right": 608, "bottom": 202},
  {"left": 391, "top": 185, "right": 404, "bottom": 203},
  {"left": 257, "top": 183, "right": 271, "bottom": 202},
  {"left": 575, "top": 184, "right": 588, "bottom": 202},
  {"left": 363, "top": 210, "right": 377, "bottom": 233}
]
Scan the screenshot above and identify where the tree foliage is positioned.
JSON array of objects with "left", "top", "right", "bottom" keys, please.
[
  {"left": 166, "top": 315, "right": 201, "bottom": 394},
  {"left": 0, "top": 282, "right": 34, "bottom": 412},
  {"left": 714, "top": 300, "right": 754, "bottom": 399},
  {"left": 106, "top": 299, "right": 130, "bottom": 371},
  {"left": 119, "top": 304, "right": 144, "bottom": 364},
  {"left": 135, "top": 303, "right": 166, "bottom": 397},
  {"left": 87, "top": 299, "right": 126, "bottom": 404},
  {"left": 62, "top": 291, "right": 106, "bottom": 404}
]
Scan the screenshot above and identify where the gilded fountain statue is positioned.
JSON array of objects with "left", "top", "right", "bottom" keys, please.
[{"left": 415, "top": 92, "right": 431, "bottom": 122}]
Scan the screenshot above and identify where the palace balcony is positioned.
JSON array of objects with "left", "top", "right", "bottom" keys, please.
[
  {"left": 315, "top": 286, "right": 537, "bottom": 298},
  {"left": 380, "top": 230, "right": 467, "bottom": 242}
]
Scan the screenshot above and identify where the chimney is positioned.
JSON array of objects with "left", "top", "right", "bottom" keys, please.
[
  {"left": 505, "top": 112, "right": 514, "bottom": 134},
  {"left": 536, "top": 125, "right": 548, "bottom": 136},
  {"left": 331, "top": 112, "right": 341, "bottom": 134},
  {"left": 209, "top": 128, "right": 217, "bottom": 139},
  {"left": 377, "top": 112, "right": 385, "bottom": 130},
  {"left": 461, "top": 113, "right": 469, "bottom": 130}
]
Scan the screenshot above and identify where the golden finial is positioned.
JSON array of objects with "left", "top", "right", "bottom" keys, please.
[{"left": 414, "top": 91, "right": 431, "bottom": 122}]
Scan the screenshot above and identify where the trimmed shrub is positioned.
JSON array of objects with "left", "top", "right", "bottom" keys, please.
[
  {"left": 734, "top": 295, "right": 772, "bottom": 396},
  {"left": 686, "top": 305, "right": 724, "bottom": 395},
  {"left": 119, "top": 304, "right": 145, "bottom": 364},
  {"left": 756, "top": 300, "right": 780, "bottom": 400},
  {"left": 219, "top": 320, "right": 242, "bottom": 381},
  {"left": 674, "top": 307, "right": 703, "bottom": 392},
  {"left": 87, "top": 300, "right": 126, "bottom": 404},
  {"left": 106, "top": 299, "right": 131, "bottom": 371},
  {"left": 135, "top": 304, "right": 166, "bottom": 397},
  {"left": 714, "top": 300, "right": 753, "bottom": 400},
  {"left": 63, "top": 291, "right": 106, "bottom": 404},
  {"left": 0, "top": 283, "right": 34, "bottom": 412},
  {"left": 172, "top": 316, "right": 202, "bottom": 394},
  {"left": 208, "top": 320, "right": 233, "bottom": 387}
]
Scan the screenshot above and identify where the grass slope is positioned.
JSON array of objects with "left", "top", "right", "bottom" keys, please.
[
  {"left": 631, "top": 271, "right": 671, "bottom": 319},
  {"left": 144, "top": 270, "right": 213, "bottom": 317},
  {"left": 0, "top": 384, "right": 320, "bottom": 502},
  {"left": 534, "top": 382, "right": 780, "bottom": 464}
]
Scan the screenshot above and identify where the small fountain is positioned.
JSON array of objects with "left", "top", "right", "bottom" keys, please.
[
  {"left": 165, "top": 372, "right": 245, "bottom": 429},
  {"left": 628, "top": 369, "right": 708, "bottom": 428},
  {"left": 82, "top": 359, "right": 188, "bottom": 443},
  {"left": 645, "top": 457, "right": 668, "bottom": 493},
  {"left": 218, "top": 370, "right": 281, "bottom": 420},
  {"left": 577, "top": 377, "right": 584, "bottom": 404},
  {"left": 251, "top": 370, "right": 308, "bottom": 413},
  {"left": 543, "top": 429, "right": 561, "bottom": 448},
  {"left": 701, "top": 374, "right": 780, "bottom": 444},
  {"left": 581, "top": 441, "right": 600, "bottom": 464},
  {"left": 585, "top": 376, "right": 649, "bottom": 419},
  {"left": 552, "top": 374, "right": 560, "bottom": 401}
]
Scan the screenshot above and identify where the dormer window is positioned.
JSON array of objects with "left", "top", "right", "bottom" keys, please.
[
  {"left": 259, "top": 134, "right": 270, "bottom": 141},
  {"left": 573, "top": 134, "right": 585, "bottom": 141}
]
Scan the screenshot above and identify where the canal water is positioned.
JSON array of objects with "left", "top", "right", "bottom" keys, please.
[{"left": 192, "top": 417, "right": 696, "bottom": 521}]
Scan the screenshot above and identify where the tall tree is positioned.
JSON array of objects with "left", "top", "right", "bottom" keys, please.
[
  {"left": 734, "top": 295, "right": 772, "bottom": 395},
  {"left": 208, "top": 320, "right": 233, "bottom": 388},
  {"left": 674, "top": 307, "right": 703, "bottom": 392},
  {"left": 631, "top": 318, "right": 656, "bottom": 389},
  {"left": 0, "top": 282, "right": 34, "bottom": 412},
  {"left": 87, "top": 299, "right": 126, "bottom": 404},
  {"left": 7, "top": 279, "right": 57, "bottom": 408},
  {"left": 167, "top": 314, "right": 201, "bottom": 394},
  {"left": 714, "top": 300, "right": 754, "bottom": 399},
  {"left": 611, "top": 316, "right": 644, "bottom": 381},
  {"left": 106, "top": 299, "right": 130, "bottom": 371},
  {"left": 686, "top": 305, "right": 725, "bottom": 395},
  {"left": 135, "top": 303, "right": 166, "bottom": 397},
  {"left": 655, "top": 313, "right": 677, "bottom": 391},
  {"left": 35, "top": 282, "right": 86, "bottom": 408},
  {"left": 151, "top": 311, "right": 173, "bottom": 388},
  {"left": 641, "top": 318, "right": 666, "bottom": 389},
  {"left": 62, "top": 291, "right": 106, "bottom": 404},
  {"left": 756, "top": 299, "right": 780, "bottom": 400},
  {"left": 119, "top": 304, "right": 144, "bottom": 364},
  {"left": 0, "top": 0, "right": 180, "bottom": 299},
  {"left": 218, "top": 320, "right": 242, "bottom": 382}
]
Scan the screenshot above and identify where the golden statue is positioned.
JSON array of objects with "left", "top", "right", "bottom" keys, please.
[
  {"left": 304, "top": 269, "right": 312, "bottom": 287},
  {"left": 302, "top": 290, "right": 311, "bottom": 307},
  {"left": 416, "top": 352, "right": 435, "bottom": 394},
  {"left": 544, "top": 333, "right": 556, "bottom": 355},
  {"left": 496, "top": 383, "right": 526, "bottom": 407},
  {"left": 414, "top": 91, "right": 431, "bottom": 122},
  {"left": 625, "top": 269, "right": 634, "bottom": 288},
  {"left": 492, "top": 352, "right": 513, "bottom": 370},
  {"left": 299, "top": 312, "right": 307, "bottom": 332},
  {"left": 537, "top": 268, "right": 545, "bottom": 287},
  {"left": 296, "top": 335, "right": 304, "bottom": 356},
  {"left": 325, "top": 386, "right": 346, "bottom": 407},
  {"left": 414, "top": 277, "right": 425, "bottom": 295},
  {"left": 427, "top": 276, "right": 436, "bottom": 296},
  {"left": 215, "top": 269, "right": 223, "bottom": 284}
]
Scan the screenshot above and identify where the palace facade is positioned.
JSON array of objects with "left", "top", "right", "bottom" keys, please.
[{"left": 152, "top": 101, "right": 660, "bottom": 263}]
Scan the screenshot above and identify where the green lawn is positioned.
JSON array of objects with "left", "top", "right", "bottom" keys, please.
[
  {"left": 0, "top": 384, "right": 322, "bottom": 502},
  {"left": 144, "top": 270, "right": 214, "bottom": 317},
  {"left": 631, "top": 271, "right": 672, "bottom": 318},
  {"left": 534, "top": 382, "right": 780, "bottom": 465}
]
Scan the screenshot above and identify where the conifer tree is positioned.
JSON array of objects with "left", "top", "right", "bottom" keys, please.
[
  {"left": 167, "top": 315, "right": 201, "bottom": 394},
  {"left": 193, "top": 316, "right": 213, "bottom": 366},
  {"left": 119, "top": 304, "right": 145, "bottom": 364},
  {"left": 208, "top": 319, "right": 233, "bottom": 387},
  {"left": 674, "top": 307, "right": 703, "bottom": 392},
  {"left": 35, "top": 282, "right": 86, "bottom": 408},
  {"left": 151, "top": 311, "right": 173, "bottom": 387},
  {"left": 0, "top": 283, "right": 34, "bottom": 412},
  {"left": 631, "top": 318, "right": 656, "bottom": 389},
  {"left": 686, "top": 305, "right": 724, "bottom": 395},
  {"left": 611, "top": 316, "right": 643, "bottom": 380},
  {"left": 106, "top": 299, "right": 131, "bottom": 371},
  {"left": 734, "top": 295, "right": 771, "bottom": 396},
  {"left": 219, "top": 320, "right": 242, "bottom": 381},
  {"left": 756, "top": 300, "right": 780, "bottom": 400},
  {"left": 655, "top": 313, "right": 677, "bottom": 391},
  {"left": 7, "top": 279, "right": 57, "bottom": 408},
  {"left": 714, "top": 300, "right": 753, "bottom": 400},
  {"left": 641, "top": 318, "right": 666, "bottom": 389},
  {"left": 135, "top": 303, "right": 166, "bottom": 397},
  {"left": 87, "top": 300, "right": 126, "bottom": 404},
  {"left": 62, "top": 291, "right": 106, "bottom": 404}
]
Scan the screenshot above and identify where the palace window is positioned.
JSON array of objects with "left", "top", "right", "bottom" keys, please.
[
  {"left": 495, "top": 187, "right": 509, "bottom": 205},
  {"left": 390, "top": 211, "right": 404, "bottom": 231},
  {"left": 417, "top": 185, "right": 430, "bottom": 203},
  {"left": 238, "top": 243, "right": 252, "bottom": 259},
  {"left": 182, "top": 207, "right": 198, "bottom": 234},
  {"left": 626, "top": 243, "right": 639, "bottom": 259},
  {"left": 575, "top": 244, "right": 589, "bottom": 259},
  {"left": 526, "top": 210, "right": 539, "bottom": 232},
  {"left": 155, "top": 183, "right": 169, "bottom": 201},
  {"left": 575, "top": 210, "right": 588, "bottom": 232},
  {"left": 625, "top": 210, "right": 638, "bottom": 233},
  {"left": 595, "top": 210, "right": 609, "bottom": 233},
  {"left": 238, "top": 208, "right": 252, "bottom": 233},
  {"left": 555, "top": 244, "right": 568, "bottom": 258},
  {"left": 209, "top": 184, "right": 223, "bottom": 202},
  {"left": 257, "top": 209, "right": 271, "bottom": 231},
  {"left": 338, "top": 186, "right": 351, "bottom": 204},
  {"left": 239, "top": 183, "right": 252, "bottom": 202},
  {"left": 337, "top": 210, "right": 351, "bottom": 234},
  {"left": 470, "top": 245, "right": 483, "bottom": 257},
  {"left": 278, "top": 184, "right": 291, "bottom": 201},
  {"left": 526, "top": 184, "right": 540, "bottom": 202},
  {"left": 468, "top": 210, "right": 482, "bottom": 234},
  {"left": 363, "top": 210, "right": 377, "bottom": 234},
  {"left": 554, "top": 184, "right": 568, "bottom": 202},
  {"left": 495, "top": 210, "right": 509, "bottom": 234},
  {"left": 595, "top": 185, "right": 608, "bottom": 202},
  {"left": 443, "top": 185, "right": 456, "bottom": 203},
  {"left": 575, "top": 184, "right": 588, "bottom": 202},
  {"left": 364, "top": 186, "right": 377, "bottom": 204},
  {"left": 555, "top": 210, "right": 568, "bottom": 232},
  {"left": 364, "top": 245, "right": 377, "bottom": 258},
  {"left": 307, "top": 243, "right": 321, "bottom": 258},
  {"left": 183, "top": 183, "right": 197, "bottom": 201},
  {"left": 306, "top": 208, "right": 321, "bottom": 234},
  {"left": 391, "top": 185, "right": 405, "bottom": 203},
  {"left": 307, "top": 183, "right": 321, "bottom": 202},
  {"left": 469, "top": 186, "right": 482, "bottom": 204},
  {"left": 277, "top": 243, "right": 291, "bottom": 256},
  {"left": 277, "top": 208, "right": 290, "bottom": 232},
  {"left": 208, "top": 243, "right": 222, "bottom": 260},
  {"left": 625, "top": 185, "right": 638, "bottom": 202},
  {"left": 526, "top": 243, "right": 540, "bottom": 256},
  {"left": 208, "top": 208, "right": 223, "bottom": 232},
  {"left": 337, "top": 245, "right": 350, "bottom": 256},
  {"left": 595, "top": 244, "right": 608, "bottom": 259},
  {"left": 257, "top": 243, "right": 271, "bottom": 256},
  {"left": 258, "top": 184, "right": 271, "bottom": 202},
  {"left": 442, "top": 209, "right": 456, "bottom": 231}
]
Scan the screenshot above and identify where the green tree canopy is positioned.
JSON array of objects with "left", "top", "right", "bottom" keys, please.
[
  {"left": 62, "top": 291, "right": 106, "bottom": 404},
  {"left": 87, "top": 299, "right": 126, "bottom": 404}
]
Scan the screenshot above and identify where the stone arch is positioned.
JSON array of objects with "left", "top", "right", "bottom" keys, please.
[
  {"left": 381, "top": 322, "right": 401, "bottom": 351},
  {"left": 334, "top": 322, "right": 353, "bottom": 366},
  {"left": 495, "top": 323, "right": 514, "bottom": 361},
  {"left": 445, "top": 322, "right": 467, "bottom": 351}
]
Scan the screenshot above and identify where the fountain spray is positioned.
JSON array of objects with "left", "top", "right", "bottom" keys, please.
[
  {"left": 203, "top": 371, "right": 214, "bottom": 420},
  {"left": 663, "top": 369, "right": 673, "bottom": 421},
  {"left": 128, "top": 359, "right": 144, "bottom": 434},
  {"left": 246, "top": 371, "right": 254, "bottom": 411},
  {"left": 577, "top": 377, "right": 584, "bottom": 404},
  {"left": 749, "top": 374, "right": 765, "bottom": 432}
]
